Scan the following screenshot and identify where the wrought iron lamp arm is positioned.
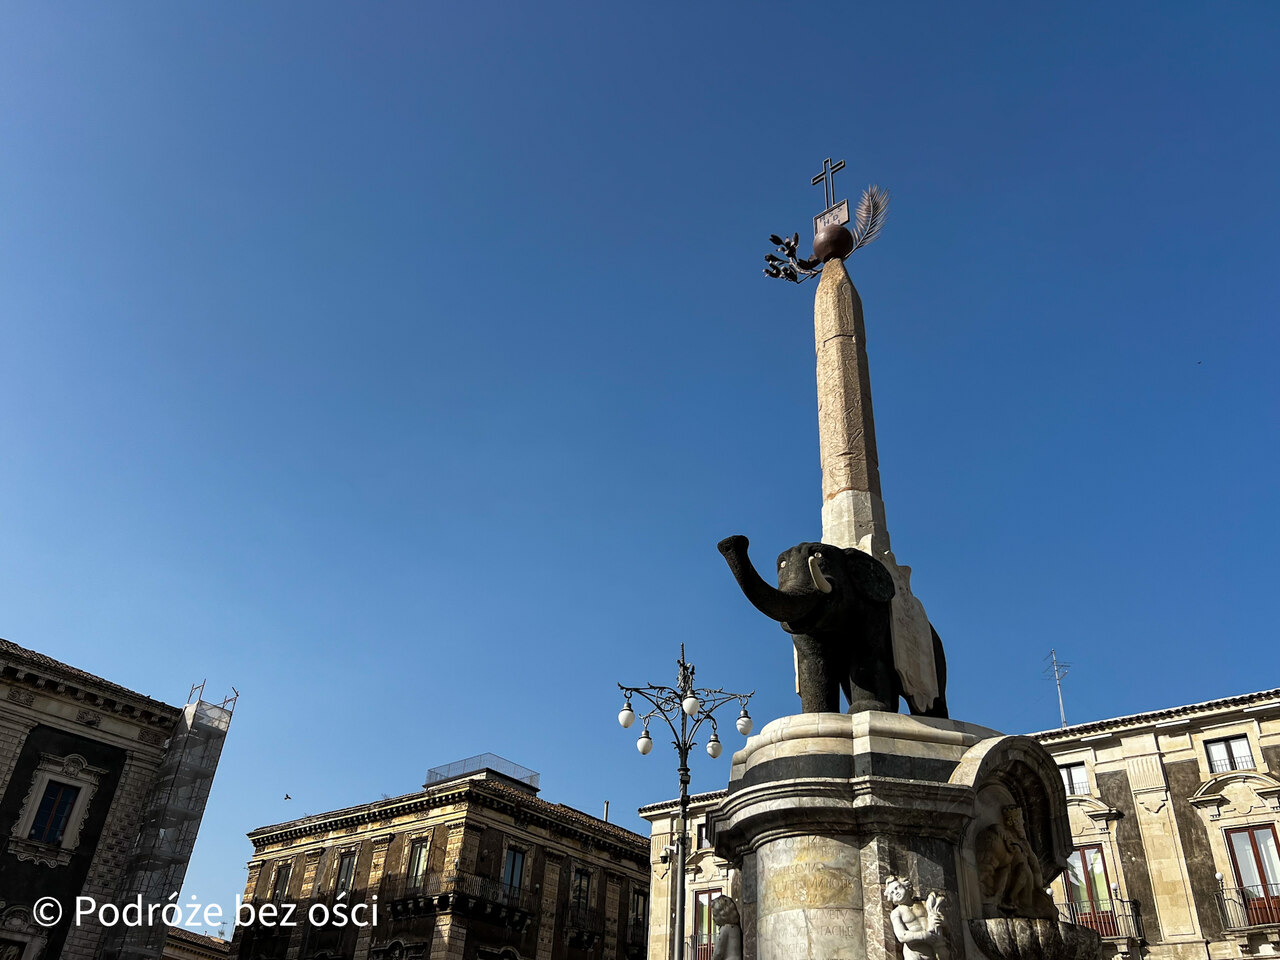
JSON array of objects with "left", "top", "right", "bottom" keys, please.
[{"left": 618, "top": 683, "right": 754, "bottom": 750}]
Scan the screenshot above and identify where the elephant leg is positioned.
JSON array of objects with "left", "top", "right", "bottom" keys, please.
[
  {"left": 848, "top": 658, "right": 895, "bottom": 713},
  {"left": 847, "top": 607, "right": 897, "bottom": 713},
  {"left": 794, "top": 637, "right": 842, "bottom": 712}
]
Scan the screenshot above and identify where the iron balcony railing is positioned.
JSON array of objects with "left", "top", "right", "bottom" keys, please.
[
  {"left": 625, "top": 921, "right": 647, "bottom": 950},
  {"left": 451, "top": 871, "right": 538, "bottom": 911},
  {"left": 1209, "top": 757, "right": 1256, "bottom": 774},
  {"left": 395, "top": 870, "right": 538, "bottom": 915},
  {"left": 1218, "top": 884, "right": 1280, "bottom": 929},
  {"left": 1056, "top": 898, "right": 1145, "bottom": 940},
  {"left": 565, "top": 903, "right": 605, "bottom": 934}
]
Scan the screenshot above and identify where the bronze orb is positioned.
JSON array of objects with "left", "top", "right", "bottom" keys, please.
[{"left": 813, "top": 224, "right": 854, "bottom": 263}]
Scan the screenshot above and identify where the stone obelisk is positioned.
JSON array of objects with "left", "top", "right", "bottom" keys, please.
[
  {"left": 815, "top": 256, "right": 889, "bottom": 555},
  {"left": 814, "top": 248, "right": 941, "bottom": 713}
]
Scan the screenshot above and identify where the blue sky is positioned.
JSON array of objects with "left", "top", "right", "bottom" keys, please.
[{"left": 2, "top": 2, "right": 1277, "bottom": 920}]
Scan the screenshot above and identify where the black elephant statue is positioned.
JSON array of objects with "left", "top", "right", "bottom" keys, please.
[{"left": 717, "top": 535, "right": 948, "bottom": 717}]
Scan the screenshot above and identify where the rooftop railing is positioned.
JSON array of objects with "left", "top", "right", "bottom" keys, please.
[{"left": 425, "top": 754, "right": 540, "bottom": 789}]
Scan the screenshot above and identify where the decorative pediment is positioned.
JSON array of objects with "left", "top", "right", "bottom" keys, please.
[
  {"left": 1066, "top": 794, "right": 1122, "bottom": 827},
  {"left": 1188, "top": 770, "right": 1280, "bottom": 820}
]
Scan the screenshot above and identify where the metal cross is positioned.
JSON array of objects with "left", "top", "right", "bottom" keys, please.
[{"left": 811, "top": 157, "right": 846, "bottom": 211}]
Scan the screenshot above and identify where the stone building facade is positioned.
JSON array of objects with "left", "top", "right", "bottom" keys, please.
[
  {"left": 230, "top": 755, "right": 650, "bottom": 960},
  {"left": 637, "top": 791, "right": 732, "bottom": 960},
  {"left": 638, "top": 689, "right": 1280, "bottom": 960},
  {"left": 1036, "top": 688, "right": 1280, "bottom": 960},
  {"left": 0, "top": 638, "right": 229, "bottom": 960}
]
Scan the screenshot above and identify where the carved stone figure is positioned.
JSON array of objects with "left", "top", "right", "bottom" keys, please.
[
  {"left": 717, "top": 536, "right": 948, "bottom": 715},
  {"left": 884, "top": 878, "right": 950, "bottom": 960},
  {"left": 711, "top": 896, "right": 742, "bottom": 960},
  {"left": 976, "top": 806, "right": 1058, "bottom": 919}
]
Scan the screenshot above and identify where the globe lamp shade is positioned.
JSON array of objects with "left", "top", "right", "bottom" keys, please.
[
  {"left": 681, "top": 694, "right": 701, "bottom": 717},
  {"left": 706, "top": 734, "right": 722, "bottom": 758},
  {"left": 618, "top": 702, "right": 636, "bottom": 728},
  {"left": 637, "top": 729, "right": 653, "bottom": 755},
  {"left": 736, "top": 709, "right": 753, "bottom": 735}
]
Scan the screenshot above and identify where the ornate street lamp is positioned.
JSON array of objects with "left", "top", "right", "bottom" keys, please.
[{"left": 617, "top": 644, "right": 753, "bottom": 960}]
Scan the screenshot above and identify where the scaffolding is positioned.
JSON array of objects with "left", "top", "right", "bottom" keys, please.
[{"left": 100, "top": 684, "right": 236, "bottom": 960}]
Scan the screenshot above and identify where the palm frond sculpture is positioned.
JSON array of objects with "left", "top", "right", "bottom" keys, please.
[{"left": 849, "top": 185, "right": 889, "bottom": 254}]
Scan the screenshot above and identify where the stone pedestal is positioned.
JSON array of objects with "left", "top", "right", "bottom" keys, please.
[{"left": 710, "top": 712, "right": 1080, "bottom": 960}]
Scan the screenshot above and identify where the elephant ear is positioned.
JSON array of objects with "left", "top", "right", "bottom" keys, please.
[{"left": 842, "top": 548, "right": 896, "bottom": 603}]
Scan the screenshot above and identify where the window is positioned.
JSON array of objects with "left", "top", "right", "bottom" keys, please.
[
  {"left": 1226, "top": 825, "right": 1280, "bottom": 925},
  {"left": 335, "top": 852, "right": 357, "bottom": 897},
  {"left": 406, "top": 840, "right": 430, "bottom": 892},
  {"left": 1063, "top": 846, "right": 1118, "bottom": 936},
  {"left": 1059, "top": 764, "right": 1089, "bottom": 796},
  {"left": 696, "top": 822, "right": 711, "bottom": 848},
  {"left": 694, "top": 889, "right": 722, "bottom": 960},
  {"left": 630, "top": 889, "right": 648, "bottom": 930},
  {"left": 9, "top": 753, "right": 105, "bottom": 867},
  {"left": 28, "top": 781, "right": 80, "bottom": 844},
  {"left": 571, "top": 867, "right": 591, "bottom": 910},
  {"left": 1065, "top": 846, "right": 1112, "bottom": 911},
  {"left": 503, "top": 848, "right": 525, "bottom": 893},
  {"left": 1207, "top": 736, "right": 1255, "bottom": 773},
  {"left": 629, "top": 889, "right": 649, "bottom": 945},
  {"left": 272, "top": 861, "right": 293, "bottom": 900}
]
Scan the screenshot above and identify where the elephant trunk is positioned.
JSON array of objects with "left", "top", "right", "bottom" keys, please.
[{"left": 717, "top": 535, "right": 822, "bottom": 625}]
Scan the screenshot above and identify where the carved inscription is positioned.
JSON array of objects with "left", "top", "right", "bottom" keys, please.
[
  {"left": 766, "top": 861, "right": 855, "bottom": 910},
  {"left": 758, "top": 909, "right": 865, "bottom": 960},
  {"left": 756, "top": 834, "right": 865, "bottom": 960}
]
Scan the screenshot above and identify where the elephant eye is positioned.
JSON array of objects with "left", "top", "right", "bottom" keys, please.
[
  {"left": 779, "top": 560, "right": 787, "bottom": 569},
  {"left": 814, "top": 552, "right": 823, "bottom": 559}
]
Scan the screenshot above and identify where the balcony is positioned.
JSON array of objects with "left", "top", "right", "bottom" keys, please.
[
  {"left": 1056, "top": 898, "right": 1145, "bottom": 940},
  {"left": 389, "top": 870, "right": 537, "bottom": 929},
  {"left": 1218, "top": 884, "right": 1280, "bottom": 929},
  {"left": 624, "top": 922, "right": 647, "bottom": 960},
  {"left": 564, "top": 904, "right": 605, "bottom": 949},
  {"left": 1210, "top": 757, "right": 1256, "bottom": 774}
]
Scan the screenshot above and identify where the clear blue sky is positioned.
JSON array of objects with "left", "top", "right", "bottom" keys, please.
[{"left": 2, "top": 2, "right": 1277, "bottom": 919}]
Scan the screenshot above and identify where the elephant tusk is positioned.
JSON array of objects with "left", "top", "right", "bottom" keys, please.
[{"left": 808, "top": 555, "right": 833, "bottom": 593}]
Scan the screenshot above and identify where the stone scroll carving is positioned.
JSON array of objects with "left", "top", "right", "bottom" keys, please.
[
  {"left": 976, "top": 806, "right": 1057, "bottom": 919},
  {"left": 884, "top": 877, "right": 950, "bottom": 960}
]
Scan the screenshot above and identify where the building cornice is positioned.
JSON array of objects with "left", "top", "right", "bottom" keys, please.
[
  {"left": 164, "top": 925, "right": 231, "bottom": 957},
  {"left": 0, "top": 639, "right": 180, "bottom": 729},
  {"left": 247, "top": 778, "right": 648, "bottom": 861},
  {"left": 637, "top": 789, "right": 728, "bottom": 817},
  {"left": 1030, "top": 688, "right": 1280, "bottom": 744}
]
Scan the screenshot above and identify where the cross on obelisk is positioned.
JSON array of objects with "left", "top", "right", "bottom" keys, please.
[
  {"left": 811, "top": 157, "right": 846, "bottom": 212},
  {"left": 810, "top": 165, "right": 942, "bottom": 713}
]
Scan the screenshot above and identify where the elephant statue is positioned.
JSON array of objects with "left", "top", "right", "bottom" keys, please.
[{"left": 718, "top": 535, "right": 948, "bottom": 717}]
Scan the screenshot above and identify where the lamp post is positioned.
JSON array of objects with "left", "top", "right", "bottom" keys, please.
[{"left": 617, "top": 644, "right": 754, "bottom": 960}]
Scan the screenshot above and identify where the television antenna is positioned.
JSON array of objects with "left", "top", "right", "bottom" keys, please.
[{"left": 1044, "top": 649, "right": 1070, "bottom": 728}]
